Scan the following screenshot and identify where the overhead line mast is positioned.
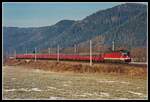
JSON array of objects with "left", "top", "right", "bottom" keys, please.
[
  {"left": 90, "top": 40, "right": 92, "bottom": 66},
  {"left": 112, "top": 40, "right": 115, "bottom": 51},
  {"left": 57, "top": 45, "right": 59, "bottom": 62},
  {"left": 34, "top": 47, "right": 36, "bottom": 62}
]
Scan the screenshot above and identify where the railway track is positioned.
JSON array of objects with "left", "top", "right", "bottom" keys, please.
[
  {"left": 128, "top": 62, "right": 147, "bottom": 67},
  {"left": 95, "top": 61, "right": 147, "bottom": 67}
]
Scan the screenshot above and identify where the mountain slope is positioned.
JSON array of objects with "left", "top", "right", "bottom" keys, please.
[
  {"left": 80, "top": 10, "right": 147, "bottom": 50},
  {"left": 3, "top": 3, "right": 147, "bottom": 54},
  {"left": 3, "top": 20, "right": 75, "bottom": 53},
  {"left": 50, "top": 3, "right": 147, "bottom": 47}
]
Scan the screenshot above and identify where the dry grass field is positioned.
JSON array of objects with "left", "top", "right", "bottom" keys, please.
[{"left": 3, "top": 59, "right": 148, "bottom": 100}]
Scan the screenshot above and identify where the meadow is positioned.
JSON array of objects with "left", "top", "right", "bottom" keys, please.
[{"left": 3, "top": 59, "right": 148, "bottom": 99}]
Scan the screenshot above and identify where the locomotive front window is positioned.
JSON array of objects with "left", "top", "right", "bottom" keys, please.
[{"left": 122, "top": 53, "right": 127, "bottom": 56}]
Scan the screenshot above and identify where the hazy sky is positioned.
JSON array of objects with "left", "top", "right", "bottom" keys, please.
[{"left": 2, "top": 2, "right": 146, "bottom": 27}]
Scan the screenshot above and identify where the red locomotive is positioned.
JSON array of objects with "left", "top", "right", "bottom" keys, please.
[
  {"left": 103, "top": 50, "right": 131, "bottom": 62},
  {"left": 15, "top": 50, "right": 131, "bottom": 63}
]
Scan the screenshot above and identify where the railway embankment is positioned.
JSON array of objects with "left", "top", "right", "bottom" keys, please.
[{"left": 4, "top": 59, "right": 147, "bottom": 77}]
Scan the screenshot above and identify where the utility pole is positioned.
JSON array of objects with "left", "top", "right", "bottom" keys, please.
[
  {"left": 90, "top": 40, "right": 92, "bottom": 66},
  {"left": 26, "top": 48, "right": 27, "bottom": 55},
  {"left": 74, "top": 44, "right": 77, "bottom": 54},
  {"left": 35, "top": 47, "right": 36, "bottom": 62},
  {"left": 48, "top": 48, "right": 51, "bottom": 55},
  {"left": 14, "top": 50, "right": 16, "bottom": 59},
  {"left": 57, "top": 45, "right": 59, "bottom": 62},
  {"left": 112, "top": 40, "right": 115, "bottom": 51}
]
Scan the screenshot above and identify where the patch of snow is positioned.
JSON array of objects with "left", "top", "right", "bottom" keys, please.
[
  {"left": 93, "top": 92, "right": 99, "bottom": 96},
  {"left": 78, "top": 94, "right": 87, "bottom": 97},
  {"left": 19, "top": 88, "right": 29, "bottom": 91},
  {"left": 49, "top": 97, "right": 57, "bottom": 99},
  {"left": 100, "top": 92, "right": 110, "bottom": 97},
  {"left": 31, "top": 88, "right": 42, "bottom": 92},
  {"left": 11, "top": 78, "right": 16, "bottom": 80},
  {"left": 97, "top": 80, "right": 130, "bottom": 84},
  {"left": 63, "top": 84, "right": 69, "bottom": 86},
  {"left": 49, "top": 96, "right": 65, "bottom": 99},
  {"left": 4, "top": 88, "right": 43, "bottom": 92},
  {"left": 4, "top": 89, "right": 16, "bottom": 92},
  {"left": 98, "top": 80, "right": 116, "bottom": 83},
  {"left": 128, "top": 91, "right": 144, "bottom": 96},
  {"left": 56, "top": 88, "right": 64, "bottom": 91},
  {"left": 47, "top": 86, "right": 57, "bottom": 90},
  {"left": 83, "top": 93, "right": 93, "bottom": 96},
  {"left": 74, "top": 92, "right": 109, "bottom": 97},
  {"left": 120, "top": 81, "right": 130, "bottom": 84}
]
